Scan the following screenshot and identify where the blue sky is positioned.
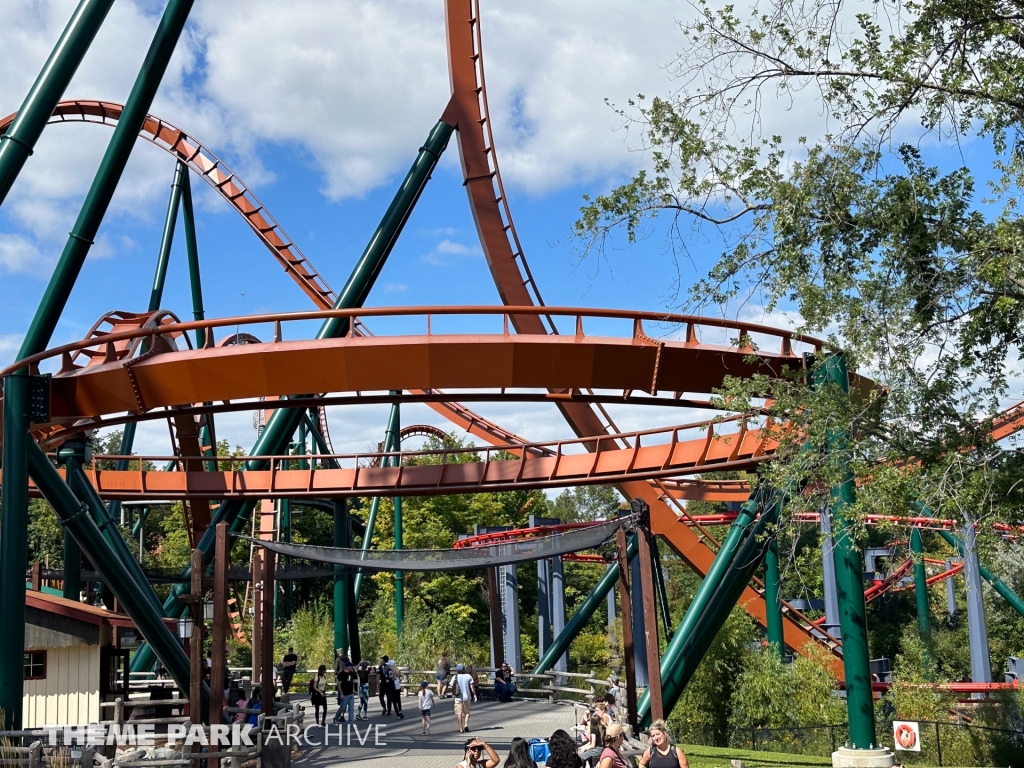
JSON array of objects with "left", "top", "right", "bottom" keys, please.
[{"left": 2, "top": 0, "right": 1011, "bottom": 459}]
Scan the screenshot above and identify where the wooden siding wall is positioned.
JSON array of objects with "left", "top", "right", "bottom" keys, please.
[{"left": 22, "top": 644, "right": 101, "bottom": 727}]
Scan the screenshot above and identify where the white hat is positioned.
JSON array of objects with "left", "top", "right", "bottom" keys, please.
[{"left": 387, "top": 660, "right": 396, "bottom": 666}]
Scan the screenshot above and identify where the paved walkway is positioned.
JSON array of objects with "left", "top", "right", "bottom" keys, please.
[{"left": 290, "top": 694, "right": 581, "bottom": 767}]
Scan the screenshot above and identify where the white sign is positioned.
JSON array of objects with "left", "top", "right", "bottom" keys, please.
[{"left": 893, "top": 721, "right": 921, "bottom": 752}]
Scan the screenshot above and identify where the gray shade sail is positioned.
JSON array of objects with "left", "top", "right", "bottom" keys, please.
[{"left": 237, "top": 517, "right": 630, "bottom": 573}]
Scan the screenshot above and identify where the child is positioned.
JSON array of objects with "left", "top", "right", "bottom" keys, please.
[{"left": 417, "top": 680, "right": 435, "bottom": 735}]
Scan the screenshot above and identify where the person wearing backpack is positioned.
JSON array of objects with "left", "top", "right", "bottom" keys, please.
[
  {"left": 384, "top": 660, "right": 404, "bottom": 719},
  {"left": 638, "top": 720, "right": 689, "bottom": 768}
]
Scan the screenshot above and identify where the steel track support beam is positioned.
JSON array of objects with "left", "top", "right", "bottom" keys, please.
[
  {"left": 333, "top": 498, "right": 350, "bottom": 654},
  {"left": 0, "top": 0, "right": 116, "bottom": 206},
  {"left": 765, "top": 536, "right": 785, "bottom": 658},
  {"left": 354, "top": 402, "right": 401, "bottom": 601},
  {"left": 131, "top": 118, "right": 455, "bottom": 672},
  {"left": 817, "top": 353, "right": 888, "bottom": 764},
  {"left": 180, "top": 167, "right": 205, "bottom": 345},
  {"left": 17, "top": 0, "right": 196, "bottom": 360},
  {"left": 62, "top": 440, "right": 167, "bottom": 617},
  {"left": 0, "top": 375, "right": 31, "bottom": 728},
  {"left": 25, "top": 440, "right": 202, "bottom": 705},
  {"left": 532, "top": 534, "right": 638, "bottom": 675},
  {"left": 641, "top": 495, "right": 781, "bottom": 726},
  {"left": 910, "top": 527, "right": 931, "bottom": 672},
  {"left": 150, "top": 160, "right": 185, "bottom": 311},
  {"left": 390, "top": 395, "right": 404, "bottom": 634}
]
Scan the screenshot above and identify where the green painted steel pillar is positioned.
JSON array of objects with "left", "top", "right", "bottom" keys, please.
[
  {"left": 764, "top": 536, "right": 784, "bottom": 658},
  {"left": 0, "top": 374, "right": 31, "bottom": 728},
  {"left": 818, "top": 353, "right": 877, "bottom": 752},
  {"left": 131, "top": 117, "right": 455, "bottom": 673},
  {"left": 334, "top": 499, "right": 350, "bottom": 654},
  {"left": 0, "top": 0, "right": 116, "bottom": 207},
  {"left": 640, "top": 494, "right": 781, "bottom": 725},
  {"left": 910, "top": 528, "right": 931, "bottom": 659},
  {"left": 62, "top": 440, "right": 167, "bottom": 618},
  {"left": 533, "top": 533, "right": 638, "bottom": 675},
  {"left": 149, "top": 160, "right": 185, "bottom": 311},
  {"left": 179, "top": 166, "right": 207, "bottom": 347},
  {"left": 390, "top": 395, "right": 404, "bottom": 634},
  {"left": 17, "top": 0, "right": 197, "bottom": 361}
]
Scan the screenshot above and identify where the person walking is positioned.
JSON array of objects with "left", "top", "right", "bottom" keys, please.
[
  {"left": 418, "top": 680, "right": 435, "bottom": 735},
  {"left": 545, "top": 729, "right": 584, "bottom": 768},
  {"left": 597, "top": 723, "right": 629, "bottom": 768},
  {"left": 450, "top": 664, "right": 475, "bottom": 733},
  {"left": 494, "top": 661, "right": 516, "bottom": 702},
  {"left": 355, "top": 660, "right": 371, "bottom": 720},
  {"left": 384, "top": 659, "right": 404, "bottom": 719},
  {"left": 377, "top": 656, "right": 391, "bottom": 714},
  {"left": 280, "top": 646, "right": 298, "bottom": 694},
  {"left": 638, "top": 720, "right": 689, "bottom": 768},
  {"left": 310, "top": 665, "right": 329, "bottom": 726},
  {"left": 456, "top": 737, "right": 500, "bottom": 768},
  {"left": 436, "top": 652, "right": 452, "bottom": 697},
  {"left": 334, "top": 662, "right": 356, "bottom": 724},
  {"left": 467, "top": 665, "right": 480, "bottom": 701}
]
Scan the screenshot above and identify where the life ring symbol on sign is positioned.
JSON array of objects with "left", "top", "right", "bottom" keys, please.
[{"left": 893, "top": 722, "right": 921, "bottom": 751}]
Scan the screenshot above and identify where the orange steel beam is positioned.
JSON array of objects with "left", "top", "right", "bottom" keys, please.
[
  {"left": 21, "top": 421, "right": 774, "bottom": 499},
  {"left": 444, "top": 0, "right": 844, "bottom": 672},
  {"left": 36, "top": 330, "right": 803, "bottom": 423}
]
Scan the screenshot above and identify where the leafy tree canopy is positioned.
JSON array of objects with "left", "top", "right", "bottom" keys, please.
[{"left": 575, "top": 0, "right": 1024, "bottom": 529}]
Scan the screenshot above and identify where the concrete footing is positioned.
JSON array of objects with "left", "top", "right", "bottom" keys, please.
[{"left": 831, "top": 747, "right": 895, "bottom": 767}]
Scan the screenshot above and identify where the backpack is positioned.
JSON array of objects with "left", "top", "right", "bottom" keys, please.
[{"left": 308, "top": 677, "right": 316, "bottom": 693}]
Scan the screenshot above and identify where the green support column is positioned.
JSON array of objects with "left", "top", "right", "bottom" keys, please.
[
  {"left": 132, "top": 118, "right": 455, "bottom": 672},
  {"left": 533, "top": 534, "right": 638, "bottom": 674},
  {"left": 818, "top": 353, "right": 882, "bottom": 757},
  {"left": 0, "top": 0, "right": 116, "bottom": 206},
  {"left": 390, "top": 395, "right": 404, "bottom": 634},
  {"left": 640, "top": 494, "right": 781, "bottom": 725},
  {"left": 62, "top": 440, "right": 167, "bottom": 618},
  {"left": 334, "top": 499, "right": 350, "bottom": 654},
  {"left": 149, "top": 160, "right": 185, "bottom": 310},
  {"left": 179, "top": 166, "right": 207, "bottom": 347},
  {"left": 910, "top": 527, "right": 931, "bottom": 672},
  {"left": 0, "top": 374, "right": 31, "bottom": 728},
  {"left": 17, "top": 0, "right": 197, "bottom": 361},
  {"left": 354, "top": 403, "right": 401, "bottom": 602},
  {"left": 765, "top": 536, "right": 785, "bottom": 658}
]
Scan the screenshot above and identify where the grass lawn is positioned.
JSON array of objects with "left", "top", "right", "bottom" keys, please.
[
  {"left": 679, "top": 744, "right": 945, "bottom": 768},
  {"left": 679, "top": 743, "right": 832, "bottom": 768}
]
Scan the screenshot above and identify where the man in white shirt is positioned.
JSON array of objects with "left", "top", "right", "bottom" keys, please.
[{"left": 449, "top": 663, "right": 475, "bottom": 733}]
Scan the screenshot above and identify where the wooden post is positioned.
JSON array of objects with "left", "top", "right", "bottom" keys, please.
[
  {"left": 487, "top": 567, "right": 504, "bottom": 667},
  {"left": 615, "top": 527, "right": 638, "bottom": 733},
  {"left": 261, "top": 548, "right": 276, "bottom": 716},
  {"left": 30, "top": 561, "right": 41, "bottom": 591},
  {"left": 251, "top": 549, "right": 262, "bottom": 685},
  {"left": 635, "top": 515, "right": 664, "bottom": 723},
  {"left": 211, "top": 523, "right": 229, "bottom": 765}
]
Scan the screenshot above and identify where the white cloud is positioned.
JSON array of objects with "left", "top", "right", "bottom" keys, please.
[
  {"left": 421, "top": 238, "right": 482, "bottom": 266},
  {"left": 0, "top": 233, "right": 46, "bottom": 273},
  {"left": 0, "top": 333, "right": 23, "bottom": 356}
]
